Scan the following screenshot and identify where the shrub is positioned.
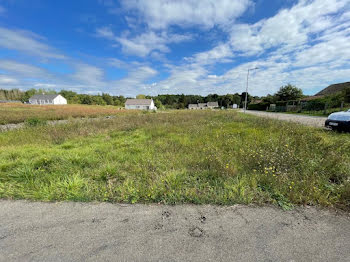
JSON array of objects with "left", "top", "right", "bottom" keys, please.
[{"left": 25, "top": 118, "right": 47, "bottom": 127}]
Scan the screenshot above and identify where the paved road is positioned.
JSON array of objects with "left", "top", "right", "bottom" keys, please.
[
  {"left": 1, "top": 201, "right": 349, "bottom": 261},
  {"left": 243, "top": 110, "right": 327, "bottom": 128}
]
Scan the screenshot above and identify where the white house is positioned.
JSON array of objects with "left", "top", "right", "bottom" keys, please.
[
  {"left": 29, "top": 94, "right": 67, "bottom": 105},
  {"left": 207, "top": 102, "right": 219, "bottom": 109},
  {"left": 188, "top": 104, "right": 198, "bottom": 109},
  {"left": 125, "top": 99, "right": 156, "bottom": 110},
  {"left": 188, "top": 101, "right": 219, "bottom": 109}
]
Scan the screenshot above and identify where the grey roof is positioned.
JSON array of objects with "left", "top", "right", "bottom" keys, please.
[
  {"left": 188, "top": 104, "right": 198, "bottom": 107},
  {"left": 29, "top": 94, "right": 60, "bottom": 100},
  {"left": 125, "top": 99, "right": 153, "bottom": 106},
  {"left": 207, "top": 102, "right": 219, "bottom": 107},
  {"left": 198, "top": 103, "right": 207, "bottom": 107}
]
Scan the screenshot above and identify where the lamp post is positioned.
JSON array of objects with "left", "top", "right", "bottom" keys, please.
[{"left": 244, "top": 67, "right": 259, "bottom": 112}]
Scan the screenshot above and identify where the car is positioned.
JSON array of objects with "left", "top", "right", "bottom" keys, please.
[{"left": 325, "top": 111, "right": 350, "bottom": 131}]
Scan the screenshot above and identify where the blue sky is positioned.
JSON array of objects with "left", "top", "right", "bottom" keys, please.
[{"left": 0, "top": 0, "right": 349, "bottom": 97}]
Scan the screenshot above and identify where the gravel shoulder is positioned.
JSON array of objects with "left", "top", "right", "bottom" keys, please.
[
  {"left": 243, "top": 110, "right": 327, "bottom": 128},
  {"left": 1, "top": 200, "right": 349, "bottom": 262}
]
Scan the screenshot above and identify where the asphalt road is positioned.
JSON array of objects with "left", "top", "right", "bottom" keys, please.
[
  {"left": 243, "top": 110, "right": 328, "bottom": 128},
  {"left": 1, "top": 201, "right": 349, "bottom": 262}
]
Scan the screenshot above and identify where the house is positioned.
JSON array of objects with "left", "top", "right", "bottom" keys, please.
[
  {"left": 125, "top": 99, "right": 156, "bottom": 110},
  {"left": 29, "top": 94, "right": 67, "bottom": 105},
  {"left": 207, "top": 102, "right": 219, "bottom": 109},
  {"left": 188, "top": 101, "right": 219, "bottom": 109},
  {"left": 188, "top": 104, "right": 198, "bottom": 109},
  {"left": 198, "top": 103, "right": 207, "bottom": 109}
]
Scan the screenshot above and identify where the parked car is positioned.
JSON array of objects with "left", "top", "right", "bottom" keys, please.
[{"left": 325, "top": 110, "right": 350, "bottom": 131}]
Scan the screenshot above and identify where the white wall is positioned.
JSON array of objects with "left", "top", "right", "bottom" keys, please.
[
  {"left": 125, "top": 99, "right": 155, "bottom": 110},
  {"left": 28, "top": 99, "right": 53, "bottom": 105},
  {"left": 29, "top": 95, "right": 67, "bottom": 105},
  {"left": 53, "top": 95, "right": 67, "bottom": 105},
  {"left": 125, "top": 105, "right": 150, "bottom": 110}
]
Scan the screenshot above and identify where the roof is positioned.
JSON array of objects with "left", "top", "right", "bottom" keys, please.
[
  {"left": 29, "top": 94, "right": 60, "bottom": 100},
  {"left": 300, "top": 95, "right": 324, "bottom": 101},
  {"left": 188, "top": 104, "right": 198, "bottom": 107},
  {"left": 198, "top": 103, "right": 207, "bottom": 107},
  {"left": 125, "top": 99, "right": 153, "bottom": 106},
  {"left": 316, "top": 82, "right": 350, "bottom": 96},
  {"left": 207, "top": 102, "right": 219, "bottom": 107}
]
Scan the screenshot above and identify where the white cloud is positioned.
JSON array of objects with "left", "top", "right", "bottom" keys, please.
[
  {"left": 0, "top": 75, "right": 18, "bottom": 85},
  {"left": 121, "top": 0, "right": 252, "bottom": 29},
  {"left": 96, "top": 27, "right": 192, "bottom": 56},
  {"left": 71, "top": 64, "right": 105, "bottom": 87},
  {"left": 110, "top": 65, "right": 158, "bottom": 96},
  {"left": 0, "top": 27, "right": 65, "bottom": 59},
  {"left": 0, "top": 60, "right": 49, "bottom": 77},
  {"left": 229, "top": 0, "right": 349, "bottom": 56}
]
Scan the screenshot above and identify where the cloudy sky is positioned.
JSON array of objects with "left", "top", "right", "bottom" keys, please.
[{"left": 0, "top": 0, "right": 349, "bottom": 97}]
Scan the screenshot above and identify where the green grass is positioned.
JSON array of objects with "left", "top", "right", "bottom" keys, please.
[
  {"left": 0, "top": 103, "right": 126, "bottom": 125},
  {"left": 0, "top": 110, "right": 349, "bottom": 209}
]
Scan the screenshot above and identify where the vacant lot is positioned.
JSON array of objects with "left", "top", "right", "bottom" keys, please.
[
  {"left": 0, "top": 103, "right": 125, "bottom": 124},
  {"left": 0, "top": 110, "right": 349, "bottom": 209}
]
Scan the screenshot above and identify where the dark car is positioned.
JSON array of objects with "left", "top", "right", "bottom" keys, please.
[{"left": 325, "top": 110, "right": 350, "bottom": 131}]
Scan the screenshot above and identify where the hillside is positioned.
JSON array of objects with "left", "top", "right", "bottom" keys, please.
[{"left": 316, "top": 82, "right": 350, "bottom": 96}]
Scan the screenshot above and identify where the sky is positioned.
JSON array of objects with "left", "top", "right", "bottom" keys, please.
[{"left": 0, "top": 0, "right": 349, "bottom": 97}]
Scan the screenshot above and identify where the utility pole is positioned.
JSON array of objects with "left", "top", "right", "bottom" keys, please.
[{"left": 244, "top": 67, "right": 259, "bottom": 113}]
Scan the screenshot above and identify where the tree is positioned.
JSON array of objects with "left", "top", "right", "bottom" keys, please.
[
  {"left": 136, "top": 94, "right": 146, "bottom": 99},
  {"left": 240, "top": 92, "right": 252, "bottom": 107},
  {"left": 275, "top": 84, "right": 303, "bottom": 101},
  {"left": 344, "top": 87, "right": 350, "bottom": 103},
  {"left": 102, "top": 93, "right": 114, "bottom": 105},
  {"left": 154, "top": 99, "right": 164, "bottom": 109}
]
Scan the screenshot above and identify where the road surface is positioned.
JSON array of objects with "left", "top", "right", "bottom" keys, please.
[
  {"left": 1, "top": 201, "right": 349, "bottom": 261},
  {"left": 243, "top": 110, "right": 327, "bottom": 128}
]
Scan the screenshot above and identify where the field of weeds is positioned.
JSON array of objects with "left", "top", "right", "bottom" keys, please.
[
  {"left": 0, "top": 110, "right": 349, "bottom": 209},
  {"left": 0, "top": 103, "right": 126, "bottom": 124}
]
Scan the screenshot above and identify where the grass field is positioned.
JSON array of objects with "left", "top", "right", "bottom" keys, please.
[
  {"left": 0, "top": 110, "right": 349, "bottom": 209},
  {"left": 0, "top": 103, "right": 125, "bottom": 125}
]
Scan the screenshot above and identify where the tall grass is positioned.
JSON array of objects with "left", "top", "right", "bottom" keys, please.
[
  {"left": 0, "top": 110, "right": 349, "bottom": 209},
  {"left": 0, "top": 103, "right": 127, "bottom": 124}
]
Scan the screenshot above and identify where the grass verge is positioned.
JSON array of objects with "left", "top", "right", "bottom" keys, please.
[{"left": 0, "top": 110, "right": 349, "bottom": 209}]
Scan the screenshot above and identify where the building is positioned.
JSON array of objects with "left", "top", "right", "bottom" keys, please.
[
  {"left": 29, "top": 94, "right": 67, "bottom": 105},
  {"left": 188, "top": 101, "right": 219, "bottom": 109},
  {"left": 188, "top": 104, "right": 198, "bottom": 109},
  {"left": 125, "top": 99, "right": 156, "bottom": 110},
  {"left": 207, "top": 102, "right": 219, "bottom": 109}
]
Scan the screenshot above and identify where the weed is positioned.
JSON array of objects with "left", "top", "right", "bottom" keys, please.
[{"left": 0, "top": 110, "right": 349, "bottom": 209}]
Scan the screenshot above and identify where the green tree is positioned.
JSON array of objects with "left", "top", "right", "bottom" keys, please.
[
  {"left": 344, "top": 87, "right": 350, "bottom": 103},
  {"left": 136, "top": 94, "right": 146, "bottom": 99},
  {"left": 275, "top": 84, "right": 303, "bottom": 101},
  {"left": 102, "top": 93, "right": 114, "bottom": 105}
]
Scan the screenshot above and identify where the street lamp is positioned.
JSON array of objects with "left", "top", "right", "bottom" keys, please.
[{"left": 244, "top": 67, "right": 259, "bottom": 112}]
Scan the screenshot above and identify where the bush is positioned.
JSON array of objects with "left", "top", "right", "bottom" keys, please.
[
  {"left": 25, "top": 118, "right": 47, "bottom": 127},
  {"left": 248, "top": 103, "right": 269, "bottom": 111}
]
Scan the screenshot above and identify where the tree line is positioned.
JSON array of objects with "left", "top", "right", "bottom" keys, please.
[
  {"left": 0, "top": 88, "right": 252, "bottom": 108},
  {"left": 1, "top": 84, "right": 315, "bottom": 109}
]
